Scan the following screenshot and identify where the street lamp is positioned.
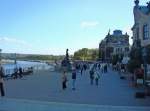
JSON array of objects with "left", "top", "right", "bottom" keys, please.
[{"left": 142, "top": 47, "right": 147, "bottom": 85}]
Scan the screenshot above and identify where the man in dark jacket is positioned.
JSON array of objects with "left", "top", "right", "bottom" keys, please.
[{"left": 90, "top": 69, "right": 94, "bottom": 85}]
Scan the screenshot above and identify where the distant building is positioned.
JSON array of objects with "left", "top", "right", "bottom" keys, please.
[
  {"left": 99, "top": 30, "right": 130, "bottom": 61},
  {"left": 132, "top": 0, "right": 150, "bottom": 48}
]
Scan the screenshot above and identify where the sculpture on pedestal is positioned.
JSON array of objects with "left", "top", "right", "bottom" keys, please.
[{"left": 61, "top": 49, "right": 71, "bottom": 72}]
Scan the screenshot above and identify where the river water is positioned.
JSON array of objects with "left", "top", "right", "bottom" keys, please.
[{"left": 1, "top": 61, "right": 54, "bottom": 75}]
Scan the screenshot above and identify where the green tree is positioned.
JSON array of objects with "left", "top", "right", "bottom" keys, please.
[
  {"left": 127, "top": 47, "right": 142, "bottom": 73},
  {"left": 73, "top": 48, "right": 99, "bottom": 61}
]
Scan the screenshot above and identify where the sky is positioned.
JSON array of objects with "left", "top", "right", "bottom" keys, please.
[{"left": 0, "top": 0, "right": 148, "bottom": 55}]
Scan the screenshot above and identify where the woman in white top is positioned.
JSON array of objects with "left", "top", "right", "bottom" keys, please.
[{"left": 94, "top": 71, "right": 100, "bottom": 86}]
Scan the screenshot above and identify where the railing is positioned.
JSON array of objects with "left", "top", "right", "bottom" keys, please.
[{"left": 3, "top": 64, "right": 55, "bottom": 76}]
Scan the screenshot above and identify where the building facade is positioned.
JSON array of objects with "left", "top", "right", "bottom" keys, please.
[
  {"left": 99, "top": 30, "right": 130, "bottom": 61},
  {"left": 132, "top": 0, "right": 150, "bottom": 47}
]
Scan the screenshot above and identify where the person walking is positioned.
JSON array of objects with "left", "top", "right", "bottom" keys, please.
[
  {"left": 0, "top": 67, "right": 5, "bottom": 97},
  {"left": 94, "top": 70, "right": 100, "bottom": 86},
  {"left": 62, "top": 71, "right": 68, "bottom": 90},
  {"left": 98, "top": 63, "right": 101, "bottom": 70},
  {"left": 89, "top": 68, "right": 94, "bottom": 85},
  {"left": 81, "top": 66, "right": 83, "bottom": 76},
  {"left": 72, "top": 68, "right": 76, "bottom": 90},
  {"left": 19, "top": 67, "right": 23, "bottom": 78}
]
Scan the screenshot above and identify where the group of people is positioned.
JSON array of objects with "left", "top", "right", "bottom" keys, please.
[
  {"left": 89, "top": 63, "right": 107, "bottom": 86},
  {"left": 61, "top": 62, "right": 108, "bottom": 91},
  {"left": 112, "top": 63, "right": 126, "bottom": 73},
  {"left": 12, "top": 67, "right": 23, "bottom": 79},
  {"left": 12, "top": 67, "right": 33, "bottom": 79},
  {"left": 0, "top": 66, "right": 34, "bottom": 97},
  {"left": 75, "top": 63, "right": 89, "bottom": 76}
]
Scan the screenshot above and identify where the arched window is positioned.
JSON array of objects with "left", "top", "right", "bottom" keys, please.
[{"left": 143, "top": 24, "right": 149, "bottom": 40}]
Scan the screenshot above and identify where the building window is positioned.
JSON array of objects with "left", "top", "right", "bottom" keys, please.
[{"left": 143, "top": 24, "right": 149, "bottom": 40}]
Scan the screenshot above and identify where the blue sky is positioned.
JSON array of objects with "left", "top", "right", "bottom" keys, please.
[{"left": 0, "top": 0, "right": 148, "bottom": 55}]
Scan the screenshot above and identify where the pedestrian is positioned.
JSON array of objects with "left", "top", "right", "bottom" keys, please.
[
  {"left": 13, "top": 67, "right": 18, "bottom": 79},
  {"left": 81, "top": 67, "right": 83, "bottom": 76},
  {"left": 98, "top": 63, "right": 101, "bottom": 70},
  {"left": 0, "top": 67, "right": 5, "bottom": 97},
  {"left": 62, "top": 71, "right": 68, "bottom": 90},
  {"left": 83, "top": 64, "right": 87, "bottom": 71},
  {"left": 89, "top": 68, "right": 94, "bottom": 85},
  {"left": 72, "top": 68, "right": 76, "bottom": 90},
  {"left": 94, "top": 71, "right": 100, "bottom": 86},
  {"left": 19, "top": 67, "right": 23, "bottom": 78},
  {"left": 104, "top": 64, "right": 107, "bottom": 73},
  {"left": 101, "top": 64, "right": 104, "bottom": 73}
]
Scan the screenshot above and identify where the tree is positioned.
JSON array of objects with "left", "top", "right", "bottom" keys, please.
[
  {"left": 127, "top": 47, "right": 142, "bottom": 73},
  {"left": 73, "top": 48, "right": 99, "bottom": 61}
]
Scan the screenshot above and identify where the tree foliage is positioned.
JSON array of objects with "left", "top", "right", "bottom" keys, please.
[
  {"left": 73, "top": 48, "right": 99, "bottom": 61},
  {"left": 127, "top": 47, "right": 142, "bottom": 73}
]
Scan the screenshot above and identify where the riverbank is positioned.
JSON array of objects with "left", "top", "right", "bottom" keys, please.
[{"left": 1, "top": 60, "right": 54, "bottom": 76}]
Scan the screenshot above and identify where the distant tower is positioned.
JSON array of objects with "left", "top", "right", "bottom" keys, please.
[{"left": 107, "top": 29, "right": 110, "bottom": 36}]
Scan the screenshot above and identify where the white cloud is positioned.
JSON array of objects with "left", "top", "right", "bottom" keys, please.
[
  {"left": 80, "top": 21, "right": 99, "bottom": 28},
  {"left": 0, "top": 37, "right": 32, "bottom": 47}
]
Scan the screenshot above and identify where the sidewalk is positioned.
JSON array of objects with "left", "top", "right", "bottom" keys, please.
[{"left": 0, "top": 98, "right": 150, "bottom": 111}]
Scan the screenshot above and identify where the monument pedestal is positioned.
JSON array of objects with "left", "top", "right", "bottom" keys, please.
[{"left": 61, "top": 49, "right": 72, "bottom": 72}]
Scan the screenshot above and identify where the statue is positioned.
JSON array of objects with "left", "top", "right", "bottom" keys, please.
[
  {"left": 61, "top": 49, "right": 71, "bottom": 72},
  {"left": 134, "top": 0, "right": 139, "bottom": 6},
  {"left": 66, "top": 49, "right": 69, "bottom": 60}
]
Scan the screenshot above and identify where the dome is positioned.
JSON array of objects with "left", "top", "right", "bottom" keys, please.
[{"left": 113, "top": 30, "right": 122, "bottom": 36}]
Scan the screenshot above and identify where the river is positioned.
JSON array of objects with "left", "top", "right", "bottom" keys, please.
[{"left": 1, "top": 60, "right": 54, "bottom": 75}]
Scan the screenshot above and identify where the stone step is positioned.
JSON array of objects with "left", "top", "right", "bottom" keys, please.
[{"left": 0, "top": 98, "right": 150, "bottom": 111}]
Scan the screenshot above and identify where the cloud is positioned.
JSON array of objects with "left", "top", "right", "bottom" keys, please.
[
  {"left": 123, "top": 27, "right": 132, "bottom": 37},
  {"left": 0, "top": 37, "right": 32, "bottom": 47},
  {"left": 80, "top": 21, "right": 99, "bottom": 28},
  {"left": 123, "top": 27, "right": 133, "bottom": 45}
]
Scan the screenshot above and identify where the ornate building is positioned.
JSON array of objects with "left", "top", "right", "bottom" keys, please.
[
  {"left": 132, "top": 0, "right": 150, "bottom": 48},
  {"left": 99, "top": 30, "right": 130, "bottom": 61}
]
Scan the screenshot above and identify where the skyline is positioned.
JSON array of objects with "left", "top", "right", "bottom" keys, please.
[{"left": 0, "top": 0, "right": 148, "bottom": 55}]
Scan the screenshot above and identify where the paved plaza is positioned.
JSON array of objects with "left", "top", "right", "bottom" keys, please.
[{"left": 0, "top": 68, "right": 150, "bottom": 110}]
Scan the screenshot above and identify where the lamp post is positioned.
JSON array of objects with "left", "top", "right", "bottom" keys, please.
[{"left": 142, "top": 47, "right": 147, "bottom": 85}]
